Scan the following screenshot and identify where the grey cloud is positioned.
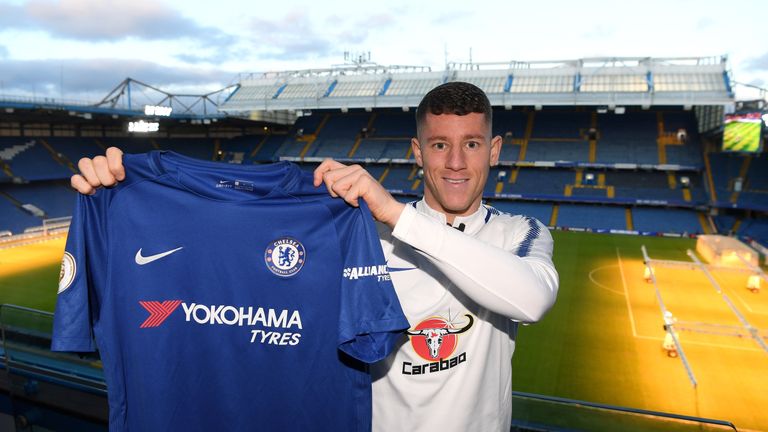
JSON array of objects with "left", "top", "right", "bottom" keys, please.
[
  {"left": 696, "top": 17, "right": 715, "bottom": 30},
  {"left": 0, "top": 0, "right": 235, "bottom": 46},
  {"left": 0, "top": 4, "right": 30, "bottom": 27},
  {"left": 0, "top": 58, "right": 231, "bottom": 100},
  {"left": 430, "top": 10, "right": 473, "bottom": 26},
  {"left": 744, "top": 52, "right": 768, "bottom": 72},
  {"left": 174, "top": 45, "right": 251, "bottom": 65},
  {"left": 583, "top": 24, "right": 615, "bottom": 39},
  {"left": 250, "top": 12, "right": 337, "bottom": 60},
  {"left": 249, "top": 10, "right": 397, "bottom": 62}
]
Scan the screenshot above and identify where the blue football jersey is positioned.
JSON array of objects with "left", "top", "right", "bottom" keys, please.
[{"left": 52, "top": 151, "right": 409, "bottom": 432}]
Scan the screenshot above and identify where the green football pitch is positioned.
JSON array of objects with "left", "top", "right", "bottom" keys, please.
[{"left": 2, "top": 231, "right": 767, "bottom": 430}]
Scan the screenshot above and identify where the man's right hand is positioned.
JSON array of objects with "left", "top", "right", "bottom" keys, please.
[{"left": 70, "top": 147, "right": 125, "bottom": 195}]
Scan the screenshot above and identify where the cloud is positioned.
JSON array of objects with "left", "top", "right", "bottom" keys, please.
[
  {"left": 429, "top": 10, "right": 473, "bottom": 26},
  {"left": 0, "top": 45, "right": 8, "bottom": 59},
  {"left": 743, "top": 52, "right": 768, "bottom": 72},
  {"left": 247, "top": 10, "right": 397, "bottom": 62},
  {"left": 583, "top": 24, "right": 615, "bottom": 39},
  {"left": 248, "top": 11, "right": 336, "bottom": 60},
  {"left": 0, "top": 58, "right": 231, "bottom": 100},
  {"left": 0, "top": 0, "right": 234, "bottom": 46},
  {"left": 695, "top": 17, "right": 715, "bottom": 30}
]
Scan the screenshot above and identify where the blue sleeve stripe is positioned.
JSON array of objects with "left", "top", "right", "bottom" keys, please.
[
  {"left": 516, "top": 217, "right": 541, "bottom": 257},
  {"left": 483, "top": 204, "right": 500, "bottom": 223}
]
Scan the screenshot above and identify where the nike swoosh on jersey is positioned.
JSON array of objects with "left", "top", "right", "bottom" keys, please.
[{"left": 135, "top": 247, "right": 184, "bottom": 265}]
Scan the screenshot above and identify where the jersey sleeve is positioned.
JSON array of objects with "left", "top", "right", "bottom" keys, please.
[
  {"left": 392, "top": 205, "right": 559, "bottom": 322},
  {"left": 333, "top": 201, "right": 410, "bottom": 363},
  {"left": 51, "top": 192, "right": 108, "bottom": 352}
]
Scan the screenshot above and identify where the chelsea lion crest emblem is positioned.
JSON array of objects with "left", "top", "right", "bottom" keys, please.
[{"left": 265, "top": 237, "right": 306, "bottom": 277}]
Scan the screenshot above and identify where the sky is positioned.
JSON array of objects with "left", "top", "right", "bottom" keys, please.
[{"left": 0, "top": 0, "right": 766, "bottom": 103}]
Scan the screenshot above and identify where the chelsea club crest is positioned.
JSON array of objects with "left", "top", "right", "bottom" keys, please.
[{"left": 265, "top": 237, "right": 306, "bottom": 277}]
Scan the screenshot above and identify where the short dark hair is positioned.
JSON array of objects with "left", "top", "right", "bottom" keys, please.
[{"left": 415, "top": 81, "right": 492, "bottom": 136}]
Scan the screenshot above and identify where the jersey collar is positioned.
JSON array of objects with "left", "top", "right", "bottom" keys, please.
[{"left": 413, "top": 199, "right": 489, "bottom": 235}]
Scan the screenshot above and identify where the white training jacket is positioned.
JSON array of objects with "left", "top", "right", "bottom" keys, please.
[{"left": 371, "top": 199, "right": 559, "bottom": 432}]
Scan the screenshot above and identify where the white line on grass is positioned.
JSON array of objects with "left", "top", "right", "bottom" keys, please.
[
  {"left": 616, "top": 248, "right": 638, "bottom": 338},
  {"left": 588, "top": 266, "right": 625, "bottom": 296},
  {"left": 722, "top": 279, "right": 755, "bottom": 314},
  {"left": 634, "top": 334, "right": 763, "bottom": 352}
]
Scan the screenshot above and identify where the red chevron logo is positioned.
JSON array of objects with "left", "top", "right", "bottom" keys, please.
[{"left": 139, "top": 300, "right": 182, "bottom": 328}]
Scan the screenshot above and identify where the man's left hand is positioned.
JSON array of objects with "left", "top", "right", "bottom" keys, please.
[{"left": 313, "top": 159, "right": 405, "bottom": 228}]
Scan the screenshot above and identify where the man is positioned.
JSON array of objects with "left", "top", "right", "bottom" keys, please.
[{"left": 71, "top": 82, "right": 559, "bottom": 431}]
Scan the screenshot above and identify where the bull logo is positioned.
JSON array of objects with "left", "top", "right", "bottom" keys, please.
[{"left": 407, "top": 314, "right": 473, "bottom": 361}]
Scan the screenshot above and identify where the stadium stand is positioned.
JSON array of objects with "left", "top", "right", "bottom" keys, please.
[
  {"left": 0, "top": 138, "right": 73, "bottom": 181},
  {"left": 1, "top": 182, "right": 74, "bottom": 219},
  {"left": 46, "top": 137, "right": 105, "bottom": 167},
  {"left": 596, "top": 111, "right": 658, "bottom": 164},
  {"left": 249, "top": 134, "right": 289, "bottom": 162},
  {"left": 557, "top": 204, "right": 627, "bottom": 230},
  {"left": 507, "top": 168, "right": 573, "bottom": 196},
  {"left": 308, "top": 113, "right": 371, "bottom": 158},
  {"left": 739, "top": 218, "right": 768, "bottom": 245},
  {"left": 158, "top": 138, "right": 214, "bottom": 161},
  {"left": 488, "top": 200, "right": 553, "bottom": 224},
  {"left": 369, "top": 110, "right": 415, "bottom": 137},
  {"left": 632, "top": 207, "right": 703, "bottom": 234},
  {"left": 525, "top": 140, "right": 590, "bottom": 162},
  {"left": 0, "top": 192, "right": 43, "bottom": 233},
  {"left": 0, "top": 104, "right": 760, "bottom": 240}
]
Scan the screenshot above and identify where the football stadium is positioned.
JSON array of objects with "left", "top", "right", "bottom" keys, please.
[{"left": 1, "top": 54, "right": 767, "bottom": 431}]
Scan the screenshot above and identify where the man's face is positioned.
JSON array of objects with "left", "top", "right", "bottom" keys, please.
[{"left": 412, "top": 112, "right": 502, "bottom": 223}]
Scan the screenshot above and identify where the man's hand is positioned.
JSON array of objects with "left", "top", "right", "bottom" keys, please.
[
  {"left": 313, "top": 158, "right": 405, "bottom": 228},
  {"left": 70, "top": 147, "right": 125, "bottom": 195}
]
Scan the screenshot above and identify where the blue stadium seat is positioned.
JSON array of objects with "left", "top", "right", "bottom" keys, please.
[
  {"left": 632, "top": 207, "right": 702, "bottom": 234},
  {"left": 1, "top": 181, "right": 75, "bottom": 219},
  {"left": 488, "top": 200, "right": 552, "bottom": 224},
  {"left": 557, "top": 204, "right": 626, "bottom": 230},
  {"left": 1, "top": 138, "right": 72, "bottom": 181}
]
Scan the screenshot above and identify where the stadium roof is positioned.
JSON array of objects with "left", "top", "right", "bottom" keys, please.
[{"left": 221, "top": 56, "right": 734, "bottom": 113}]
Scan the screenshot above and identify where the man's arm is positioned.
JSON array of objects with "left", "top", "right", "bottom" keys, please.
[
  {"left": 392, "top": 206, "right": 558, "bottom": 322},
  {"left": 70, "top": 147, "right": 125, "bottom": 194},
  {"left": 315, "top": 159, "right": 558, "bottom": 322}
]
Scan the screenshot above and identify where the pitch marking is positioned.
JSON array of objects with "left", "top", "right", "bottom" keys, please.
[
  {"left": 588, "top": 266, "right": 625, "bottom": 296},
  {"left": 616, "top": 248, "right": 638, "bottom": 338}
]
